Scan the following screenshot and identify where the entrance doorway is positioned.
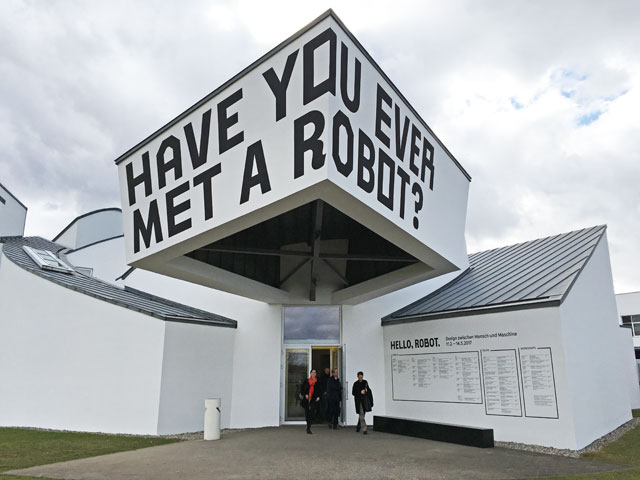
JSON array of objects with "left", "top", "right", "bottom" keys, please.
[
  {"left": 281, "top": 303, "right": 344, "bottom": 424},
  {"left": 283, "top": 345, "right": 344, "bottom": 422}
]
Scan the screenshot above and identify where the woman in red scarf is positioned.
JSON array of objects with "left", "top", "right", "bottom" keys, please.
[{"left": 301, "top": 369, "right": 321, "bottom": 434}]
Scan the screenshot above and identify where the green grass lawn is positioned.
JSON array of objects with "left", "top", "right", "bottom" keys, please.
[
  {"left": 2, "top": 413, "right": 640, "bottom": 480},
  {"left": 519, "top": 409, "right": 640, "bottom": 480},
  {"left": 0, "top": 427, "right": 181, "bottom": 480}
]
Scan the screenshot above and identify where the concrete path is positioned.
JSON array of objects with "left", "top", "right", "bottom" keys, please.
[{"left": 9, "top": 426, "right": 627, "bottom": 480}]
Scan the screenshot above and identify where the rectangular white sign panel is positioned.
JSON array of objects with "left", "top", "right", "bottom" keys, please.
[
  {"left": 519, "top": 347, "right": 559, "bottom": 418},
  {"left": 481, "top": 349, "right": 523, "bottom": 417},
  {"left": 391, "top": 351, "right": 482, "bottom": 404}
]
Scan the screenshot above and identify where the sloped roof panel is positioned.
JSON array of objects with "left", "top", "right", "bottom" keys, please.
[{"left": 385, "top": 225, "right": 606, "bottom": 323}]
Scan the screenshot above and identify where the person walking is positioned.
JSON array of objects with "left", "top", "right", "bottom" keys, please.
[
  {"left": 326, "top": 368, "right": 342, "bottom": 429},
  {"left": 351, "top": 371, "right": 373, "bottom": 435},
  {"left": 301, "top": 369, "right": 321, "bottom": 434}
]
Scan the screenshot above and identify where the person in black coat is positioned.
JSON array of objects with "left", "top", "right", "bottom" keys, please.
[
  {"left": 318, "top": 367, "right": 330, "bottom": 422},
  {"left": 301, "top": 369, "right": 321, "bottom": 434},
  {"left": 351, "top": 371, "right": 373, "bottom": 434},
  {"left": 326, "top": 368, "right": 342, "bottom": 429}
]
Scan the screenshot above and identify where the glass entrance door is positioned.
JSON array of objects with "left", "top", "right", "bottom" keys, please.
[{"left": 284, "top": 347, "right": 310, "bottom": 421}]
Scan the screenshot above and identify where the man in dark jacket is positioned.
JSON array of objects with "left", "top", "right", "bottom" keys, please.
[
  {"left": 318, "top": 367, "right": 330, "bottom": 422},
  {"left": 351, "top": 371, "right": 373, "bottom": 434},
  {"left": 326, "top": 368, "right": 342, "bottom": 429}
]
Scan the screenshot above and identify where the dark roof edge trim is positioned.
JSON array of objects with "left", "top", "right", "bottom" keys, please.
[
  {"left": 112, "top": 10, "right": 471, "bottom": 182},
  {"left": 52, "top": 208, "right": 123, "bottom": 242},
  {"left": 123, "top": 285, "right": 237, "bottom": 326},
  {"left": 0, "top": 182, "right": 28, "bottom": 210},
  {"left": 115, "top": 266, "right": 136, "bottom": 282},
  {"left": 558, "top": 225, "right": 606, "bottom": 304},
  {"left": 164, "top": 315, "right": 237, "bottom": 328},
  {"left": 65, "top": 234, "right": 125, "bottom": 254},
  {"left": 381, "top": 298, "right": 561, "bottom": 326}
]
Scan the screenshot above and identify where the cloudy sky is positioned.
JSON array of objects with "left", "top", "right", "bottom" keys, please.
[{"left": 1, "top": 0, "right": 638, "bottom": 293}]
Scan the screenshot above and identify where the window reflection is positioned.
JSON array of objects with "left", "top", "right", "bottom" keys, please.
[{"left": 284, "top": 306, "right": 340, "bottom": 344}]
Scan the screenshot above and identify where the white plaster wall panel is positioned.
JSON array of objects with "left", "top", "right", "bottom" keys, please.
[
  {"left": 157, "top": 321, "right": 236, "bottom": 434},
  {"left": 54, "top": 223, "right": 78, "bottom": 249},
  {"left": 617, "top": 327, "right": 640, "bottom": 409},
  {"left": 559, "top": 235, "right": 633, "bottom": 448},
  {"left": 69, "top": 235, "right": 283, "bottom": 429},
  {"left": 54, "top": 209, "right": 123, "bottom": 250},
  {"left": 227, "top": 303, "right": 282, "bottom": 428},
  {"left": 382, "top": 308, "right": 579, "bottom": 448},
  {"left": 105, "top": 262, "right": 281, "bottom": 429},
  {"left": 616, "top": 291, "right": 640, "bottom": 315},
  {"left": 616, "top": 291, "right": 640, "bottom": 349},
  {"left": 0, "top": 184, "right": 27, "bottom": 237},
  {"left": 0, "top": 256, "right": 165, "bottom": 435},
  {"left": 342, "top": 270, "right": 463, "bottom": 426},
  {"left": 66, "top": 237, "right": 128, "bottom": 284}
]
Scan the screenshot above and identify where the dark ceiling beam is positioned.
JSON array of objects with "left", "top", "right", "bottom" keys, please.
[
  {"left": 200, "top": 246, "right": 311, "bottom": 257},
  {"left": 320, "top": 253, "right": 416, "bottom": 262},
  {"left": 322, "top": 258, "right": 349, "bottom": 286},
  {"left": 309, "top": 200, "right": 324, "bottom": 301},
  {"left": 198, "top": 245, "right": 417, "bottom": 263}
]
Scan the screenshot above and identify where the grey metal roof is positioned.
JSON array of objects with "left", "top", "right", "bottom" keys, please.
[
  {"left": 1, "top": 236, "right": 237, "bottom": 328},
  {"left": 384, "top": 225, "right": 607, "bottom": 324}
]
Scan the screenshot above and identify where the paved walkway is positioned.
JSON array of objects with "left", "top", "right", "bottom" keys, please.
[{"left": 9, "top": 426, "right": 627, "bottom": 480}]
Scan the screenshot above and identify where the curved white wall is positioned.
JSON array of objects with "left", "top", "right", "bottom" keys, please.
[{"left": 54, "top": 209, "right": 122, "bottom": 250}]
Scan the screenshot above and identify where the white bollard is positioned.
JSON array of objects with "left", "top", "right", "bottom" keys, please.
[{"left": 204, "top": 398, "right": 221, "bottom": 440}]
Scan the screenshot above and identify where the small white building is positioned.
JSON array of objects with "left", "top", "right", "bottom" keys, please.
[
  {"left": 616, "top": 291, "right": 640, "bottom": 377},
  {"left": 1, "top": 10, "right": 638, "bottom": 450},
  {"left": 0, "top": 181, "right": 27, "bottom": 237}
]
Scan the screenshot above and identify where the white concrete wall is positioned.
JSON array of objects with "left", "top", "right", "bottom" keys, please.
[
  {"left": 559, "top": 234, "right": 634, "bottom": 448},
  {"left": 0, "top": 255, "right": 165, "bottom": 435},
  {"left": 157, "top": 321, "right": 236, "bottom": 434},
  {"left": 342, "top": 270, "right": 462, "bottom": 426},
  {"left": 616, "top": 291, "right": 640, "bottom": 349},
  {"left": 617, "top": 326, "right": 640, "bottom": 409},
  {"left": 382, "top": 307, "right": 580, "bottom": 448},
  {"left": 54, "top": 209, "right": 122, "bottom": 250},
  {"left": 69, "top": 236, "right": 282, "bottom": 429},
  {"left": 67, "top": 236, "right": 127, "bottom": 284},
  {"left": 0, "top": 183, "right": 27, "bottom": 237},
  {"left": 125, "top": 268, "right": 282, "bottom": 429}
]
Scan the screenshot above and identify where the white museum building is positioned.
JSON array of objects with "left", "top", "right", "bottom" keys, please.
[{"left": 1, "top": 11, "right": 639, "bottom": 450}]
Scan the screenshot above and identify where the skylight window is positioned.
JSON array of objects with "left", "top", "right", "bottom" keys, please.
[{"left": 23, "top": 246, "right": 74, "bottom": 274}]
